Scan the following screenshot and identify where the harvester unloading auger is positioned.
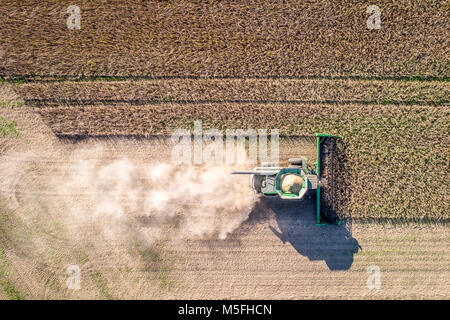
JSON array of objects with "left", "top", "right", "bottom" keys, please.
[{"left": 231, "top": 133, "right": 342, "bottom": 225}]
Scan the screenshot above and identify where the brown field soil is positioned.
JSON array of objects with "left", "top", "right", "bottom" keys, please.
[
  {"left": 0, "top": 0, "right": 448, "bottom": 77},
  {"left": 0, "top": 107, "right": 449, "bottom": 299},
  {"left": 3, "top": 199, "right": 450, "bottom": 300}
]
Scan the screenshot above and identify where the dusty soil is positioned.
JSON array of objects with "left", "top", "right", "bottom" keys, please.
[{"left": 168, "top": 210, "right": 450, "bottom": 299}]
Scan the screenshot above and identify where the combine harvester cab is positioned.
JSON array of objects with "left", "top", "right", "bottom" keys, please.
[{"left": 231, "top": 133, "right": 342, "bottom": 226}]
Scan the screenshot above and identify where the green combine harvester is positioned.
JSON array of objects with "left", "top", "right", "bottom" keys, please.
[{"left": 231, "top": 133, "right": 342, "bottom": 226}]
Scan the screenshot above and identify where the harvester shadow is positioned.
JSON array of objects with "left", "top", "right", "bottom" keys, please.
[{"left": 262, "top": 197, "right": 361, "bottom": 270}]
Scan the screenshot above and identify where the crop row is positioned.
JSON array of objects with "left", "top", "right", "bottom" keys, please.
[{"left": 16, "top": 79, "right": 449, "bottom": 106}]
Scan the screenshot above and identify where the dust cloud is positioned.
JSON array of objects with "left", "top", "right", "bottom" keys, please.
[{"left": 0, "top": 142, "right": 258, "bottom": 247}]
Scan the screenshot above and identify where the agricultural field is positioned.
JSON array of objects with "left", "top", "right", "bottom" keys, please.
[
  {"left": 13, "top": 78, "right": 448, "bottom": 221},
  {"left": 0, "top": 0, "right": 449, "bottom": 301},
  {"left": 0, "top": 0, "right": 448, "bottom": 78},
  {"left": 0, "top": 100, "right": 448, "bottom": 299}
]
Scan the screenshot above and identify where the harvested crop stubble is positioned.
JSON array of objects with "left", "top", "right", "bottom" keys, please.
[
  {"left": 17, "top": 79, "right": 450, "bottom": 106},
  {"left": 34, "top": 103, "right": 449, "bottom": 221},
  {"left": 0, "top": 0, "right": 448, "bottom": 77}
]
